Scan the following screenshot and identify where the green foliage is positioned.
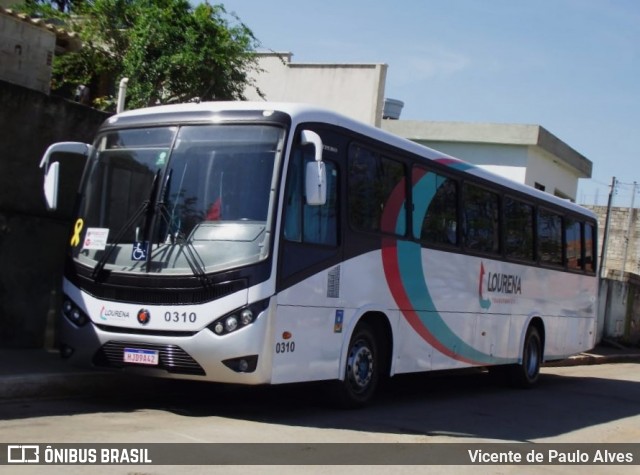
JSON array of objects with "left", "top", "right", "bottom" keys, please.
[
  {"left": 19, "top": 0, "right": 262, "bottom": 111},
  {"left": 23, "top": 1, "right": 80, "bottom": 13}
]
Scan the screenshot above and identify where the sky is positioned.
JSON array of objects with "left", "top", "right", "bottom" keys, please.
[{"left": 217, "top": 0, "right": 639, "bottom": 207}]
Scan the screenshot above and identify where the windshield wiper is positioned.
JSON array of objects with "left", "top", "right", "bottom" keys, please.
[
  {"left": 91, "top": 167, "right": 212, "bottom": 286},
  {"left": 147, "top": 170, "right": 210, "bottom": 286},
  {"left": 91, "top": 169, "right": 162, "bottom": 281},
  {"left": 91, "top": 200, "right": 150, "bottom": 281},
  {"left": 155, "top": 196, "right": 211, "bottom": 286}
]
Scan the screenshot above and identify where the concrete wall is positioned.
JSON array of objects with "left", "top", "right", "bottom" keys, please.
[
  {"left": 410, "top": 141, "right": 529, "bottom": 185},
  {"left": 0, "top": 8, "right": 55, "bottom": 94},
  {"left": 525, "top": 146, "right": 577, "bottom": 200},
  {"left": 244, "top": 53, "right": 388, "bottom": 127},
  {"left": 586, "top": 205, "right": 640, "bottom": 345},
  {"left": 587, "top": 205, "right": 640, "bottom": 276},
  {"left": 598, "top": 274, "right": 640, "bottom": 345},
  {"left": 0, "top": 80, "right": 108, "bottom": 348}
]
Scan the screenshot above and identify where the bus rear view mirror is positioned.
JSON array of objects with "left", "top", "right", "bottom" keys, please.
[
  {"left": 300, "top": 130, "right": 326, "bottom": 206},
  {"left": 39, "top": 142, "right": 93, "bottom": 211},
  {"left": 43, "top": 161, "right": 60, "bottom": 211},
  {"left": 306, "top": 160, "right": 327, "bottom": 206}
]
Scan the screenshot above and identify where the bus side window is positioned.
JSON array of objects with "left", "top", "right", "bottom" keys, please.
[
  {"left": 413, "top": 167, "right": 458, "bottom": 246},
  {"left": 348, "top": 143, "right": 406, "bottom": 236},
  {"left": 565, "top": 218, "right": 582, "bottom": 270},
  {"left": 583, "top": 222, "right": 596, "bottom": 273},
  {"left": 284, "top": 148, "right": 338, "bottom": 246},
  {"left": 538, "top": 208, "right": 563, "bottom": 266},
  {"left": 504, "top": 197, "right": 534, "bottom": 261},
  {"left": 462, "top": 183, "right": 500, "bottom": 254}
]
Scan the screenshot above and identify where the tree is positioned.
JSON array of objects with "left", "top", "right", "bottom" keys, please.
[
  {"left": 25, "top": 0, "right": 82, "bottom": 13},
  {"left": 21, "top": 0, "right": 262, "bottom": 110}
]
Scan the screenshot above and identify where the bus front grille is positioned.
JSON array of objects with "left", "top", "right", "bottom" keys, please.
[
  {"left": 94, "top": 341, "right": 205, "bottom": 376},
  {"left": 75, "top": 278, "right": 246, "bottom": 305}
]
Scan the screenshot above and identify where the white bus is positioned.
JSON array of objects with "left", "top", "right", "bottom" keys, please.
[{"left": 40, "top": 102, "right": 598, "bottom": 407}]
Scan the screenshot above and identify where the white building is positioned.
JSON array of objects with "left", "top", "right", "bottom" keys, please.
[
  {"left": 0, "top": 2, "right": 80, "bottom": 94},
  {"left": 244, "top": 52, "right": 388, "bottom": 127},
  {"left": 244, "top": 52, "right": 593, "bottom": 201},
  {"left": 381, "top": 120, "right": 592, "bottom": 201},
  {"left": 0, "top": 5, "right": 55, "bottom": 94}
]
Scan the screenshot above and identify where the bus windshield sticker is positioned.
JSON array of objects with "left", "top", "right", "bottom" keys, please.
[
  {"left": 70, "top": 218, "right": 84, "bottom": 247},
  {"left": 131, "top": 241, "right": 149, "bottom": 261},
  {"left": 82, "top": 228, "right": 109, "bottom": 250}
]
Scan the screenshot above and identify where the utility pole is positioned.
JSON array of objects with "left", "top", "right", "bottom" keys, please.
[
  {"left": 621, "top": 181, "right": 637, "bottom": 275},
  {"left": 599, "top": 176, "right": 616, "bottom": 279}
]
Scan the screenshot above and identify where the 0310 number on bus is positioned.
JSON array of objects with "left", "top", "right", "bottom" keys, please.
[{"left": 164, "top": 311, "right": 197, "bottom": 323}]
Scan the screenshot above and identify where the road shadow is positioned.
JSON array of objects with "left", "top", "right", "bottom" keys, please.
[{"left": 1, "top": 363, "right": 639, "bottom": 442}]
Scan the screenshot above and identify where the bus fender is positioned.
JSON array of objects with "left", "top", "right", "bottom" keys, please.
[
  {"left": 336, "top": 306, "right": 395, "bottom": 381},
  {"left": 517, "top": 313, "right": 545, "bottom": 364}
]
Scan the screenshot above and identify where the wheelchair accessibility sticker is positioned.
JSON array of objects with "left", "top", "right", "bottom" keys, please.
[{"left": 131, "top": 241, "right": 148, "bottom": 261}]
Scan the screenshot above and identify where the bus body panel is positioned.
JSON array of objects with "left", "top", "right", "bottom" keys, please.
[
  {"left": 45, "top": 102, "right": 598, "bottom": 404},
  {"left": 64, "top": 278, "right": 248, "bottom": 333},
  {"left": 60, "top": 278, "right": 278, "bottom": 385},
  {"left": 270, "top": 243, "right": 597, "bottom": 383}
]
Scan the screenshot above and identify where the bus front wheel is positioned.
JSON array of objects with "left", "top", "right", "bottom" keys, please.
[{"left": 333, "top": 323, "right": 380, "bottom": 408}]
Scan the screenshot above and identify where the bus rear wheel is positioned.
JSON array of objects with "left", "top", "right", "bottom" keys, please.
[
  {"left": 509, "top": 326, "right": 542, "bottom": 388},
  {"left": 333, "top": 323, "right": 380, "bottom": 408}
]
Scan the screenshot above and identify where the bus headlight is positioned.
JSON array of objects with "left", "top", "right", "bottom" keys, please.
[
  {"left": 240, "top": 309, "right": 253, "bottom": 326},
  {"left": 225, "top": 316, "right": 239, "bottom": 333},
  {"left": 62, "top": 296, "right": 89, "bottom": 327},
  {"left": 207, "top": 299, "right": 269, "bottom": 336}
]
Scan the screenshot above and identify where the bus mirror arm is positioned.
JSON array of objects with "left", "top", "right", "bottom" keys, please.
[
  {"left": 300, "top": 130, "right": 323, "bottom": 163},
  {"left": 301, "top": 130, "right": 327, "bottom": 206},
  {"left": 39, "top": 142, "right": 93, "bottom": 211}
]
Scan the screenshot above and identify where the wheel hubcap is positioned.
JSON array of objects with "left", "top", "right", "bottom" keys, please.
[{"left": 347, "top": 341, "right": 373, "bottom": 390}]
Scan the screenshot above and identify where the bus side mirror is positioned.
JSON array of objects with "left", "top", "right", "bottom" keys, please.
[
  {"left": 305, "top": 160, "right": 326, "bottom": 206},
  {"left": 39, "top": 142, "right": 93, "bottom": 211},
  {"left": 43, "top": 161, "right": 60, "bottom": 211},
  {"left": 301, "top": 130, "right": 326, "bottom": 206}
]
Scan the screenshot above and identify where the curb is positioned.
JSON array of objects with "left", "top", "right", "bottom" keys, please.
[{"left": 543, "top": 352, "right": 640, "bottom": 367}]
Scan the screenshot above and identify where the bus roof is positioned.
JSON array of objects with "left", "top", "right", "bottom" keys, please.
[{"left": 109, "top": 101, "right": 596, "bottom": 220}]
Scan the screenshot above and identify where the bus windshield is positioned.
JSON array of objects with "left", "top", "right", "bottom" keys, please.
[{"left": 73, "top": 124, "right": 284, "bottom": 276}]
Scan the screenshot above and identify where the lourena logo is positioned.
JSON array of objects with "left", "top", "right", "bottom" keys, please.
[
  {"left": 478, "top": 263, "right": 492, "bottom": 309},
  {"left": 478, "top": 262, "right": 523, "bottom": 309}
]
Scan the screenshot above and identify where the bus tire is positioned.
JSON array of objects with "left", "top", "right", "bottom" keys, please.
[
  {"left": 333, "top": 323, "right": 380, "bottom": 408},
  {"left": 509, "top": 326, "right": 542, "bottom": 388}
]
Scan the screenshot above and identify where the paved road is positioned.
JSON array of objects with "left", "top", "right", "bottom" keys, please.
[{"left": 0, "top": 362, "right": 639, "bottom": 474}]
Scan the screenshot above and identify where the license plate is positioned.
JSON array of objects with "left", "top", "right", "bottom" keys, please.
[{"left": 123, "top": 348, "right": 159, "bottom": 366}]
